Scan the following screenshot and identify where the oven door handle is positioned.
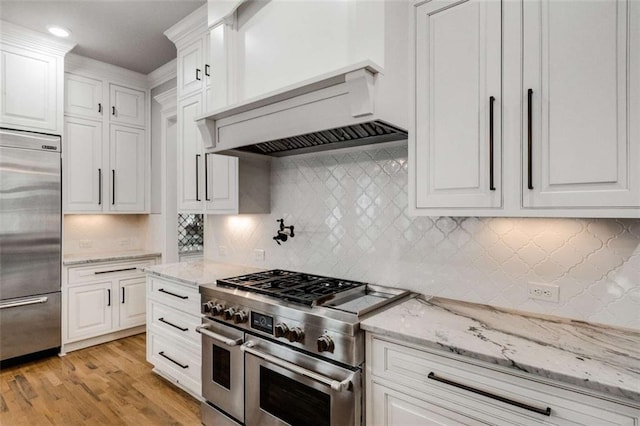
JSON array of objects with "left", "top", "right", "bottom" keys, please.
[
  {"left": 241, "top": 340, "right": 355, "bottom": 392},
  {"left": 196, "top": 325, "right": 243, "bottom": 347}
]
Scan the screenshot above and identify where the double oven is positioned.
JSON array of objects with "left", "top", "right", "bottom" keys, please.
[{"left": 197, "top": 269, "right": 409, "bottom": 426}]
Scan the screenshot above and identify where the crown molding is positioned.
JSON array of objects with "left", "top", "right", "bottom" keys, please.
[
  {"left": 154, "top": 87, "right": 177, "bottom": 111},
  {"left": 164, "top": 4, "right": 207, "bottom": 47},
  {"left": 147, "top": 58, "right": 177, "bottom": 89},
  {"left": 65, "top": 53, "right": 149, "bottom": 88},
  {"left": 0, "top": 20, "right": 75, "bottom": 55}
]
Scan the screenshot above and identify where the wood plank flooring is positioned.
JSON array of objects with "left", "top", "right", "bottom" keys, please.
[{"left": 0, "top": 333, "right": 201, "bottom": 425}]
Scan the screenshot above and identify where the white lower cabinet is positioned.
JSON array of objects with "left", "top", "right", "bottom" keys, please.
[
  {"left": 146, "top": 275, "right": 201, "bottom": 398},
  {"left": 366, "top": 334, "right": 640, "bottom": 426},
  {"left": 62, "top": 256, "right": 158, "bottom": 353}
]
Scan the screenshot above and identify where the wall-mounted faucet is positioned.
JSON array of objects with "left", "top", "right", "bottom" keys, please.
[{"left": 273, "top": 218, "right": 295, "bottom": 245}]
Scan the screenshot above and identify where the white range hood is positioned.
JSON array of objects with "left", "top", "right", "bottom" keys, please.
[{"left": 195, "top": 60, "right": 408, "bottom": 157}]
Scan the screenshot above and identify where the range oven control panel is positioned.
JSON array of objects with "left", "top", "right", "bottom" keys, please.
[{"left": 251, "top": 311, "right": 273, "bottom": 334}]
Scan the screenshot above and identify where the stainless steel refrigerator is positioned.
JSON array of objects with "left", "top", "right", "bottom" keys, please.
[{"left": 0, "top": 128, "right": 62, "bottom": 361}]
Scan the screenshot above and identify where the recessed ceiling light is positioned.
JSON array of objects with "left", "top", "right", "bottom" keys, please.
[{"left": 47, "top": 26, "right": 71, "bottom": 38}]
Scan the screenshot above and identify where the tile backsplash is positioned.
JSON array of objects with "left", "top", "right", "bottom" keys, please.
[
  {"left": 205, "top": 143, "right": 640, "bottom": 330},
  {"left": 64, "top": 214, "right": 149, "bottom": 254}
]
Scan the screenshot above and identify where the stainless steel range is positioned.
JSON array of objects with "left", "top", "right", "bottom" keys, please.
[{"left": 198, "top": 269, "right": 410, "bottom": 426}]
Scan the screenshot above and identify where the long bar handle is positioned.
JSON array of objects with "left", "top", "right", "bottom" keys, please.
[
  {"left": 196, "top": 325, "right": 242, "bottom": 346},
  {"left": 98, "top": 168, "right": 102, "bottom": 205},
  {"left": 158, "top": 351, "right": 188, "bottom": 369},
  {"left": 112, "top": 169, "right": 116, "bottom": 205},
  {"left": 527, "top": 88, "right": 533, "bottom": 190},
  {"left": 107, "top": 289, "right": 111, "bottom": 306},
  {"left": 427, "top": 372, "right": 550, "bottom": 416},
  {"left": 121, "top": 287, "right": 125, "bottom": 304},
  {"left": 241, "top": 341, "right": 355, "bottom": 392},
  {"left": 204, "top": 153, "right": 210, "bottom": 201},
  {"left": 160, "top": 317, "right": 189, "bottom": 332},
  {"left": 158, "top": 288, "right": 188, "bottom": 300},
  {"left": 0, "top": 296, "right": 48, "bottom": 310},
  {"left": 489, "top": 96, "right": 496, "bottom": 191},
  {"left": 94, "top": 267, "right": 137, "bottom": 275},
  {"left": 195, "top": 154, "right": 201, "bottom": 201}
]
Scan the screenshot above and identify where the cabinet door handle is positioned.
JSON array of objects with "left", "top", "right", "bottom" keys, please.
[
  {"left": 159, "top": 317, "right": 188, "bottom": 332},
  {"left": 94, "top": 267, "right": 137, "bottom": 275},
  {"left": 489, "top": 96, "right": 496, "bottom": 191},
  {"left": 196, "top": 68, "right": 201, "bottom": 81},
  {"left": 121, "top": 287, "right": 125, "bottom": 304},
  {"left": 195, "top": 154, "right": 201, "bottom": 201},
  {"left": 527, "top": 88, "right": 534, "bottom": 190},
  {"left": 112, "top": 106, "right": 116, "bottom": 116},
  {"left": 111, "top": 169, "right": 116, "bottom": 205},
  {"left": 204, "top": 153, "right": 210, "bottom": 201},
  {"left": 107, "top": 289, "right": 111, "bottom": 306},
  {"left": 158, "top": 351, "right": 188, "bottom": 369},
  {"left": 427, "top": 372, "right": 551, "bottom": 416},
  {"left": 205, "top": 64, "right": 210, "bottom": 77},
  {"left": 98, "top": 168, "right": 102, "bottom": 205},
  {"left": 158, "top": 288, "right": 188, "bottom": 300},
  {"left": 98, "top": 103, "right": 102, "bottom": 113}
]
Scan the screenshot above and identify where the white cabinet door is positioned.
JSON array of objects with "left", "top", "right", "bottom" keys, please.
[
  {"left": 118, "top": 277, "right": 146, "bottom": 329},
  {"left": 414, "top": 0, "right": 502, "bottom": 209},
  {"left": 178, "top": 37, "right": 204, "bottom": 98},
  {"left": 64, "top": 117, "right": 104, "bottom": 212},
  {"left": 67, "top": 281, "right": 113, "bottom": 341},
  {"left": 0, "top": 47, "right": 57, "bottom": 132},
  {"left": 205, "top": 154, "right": 238, "bottom": 213},
  {"left": 110, "top": 84, "right": 145, "bottom": 128},
  {"left": 522, "top": 0, "right": 640, "bottom": 209},
  {"left": 178, "top": 93, "right": 204, "bottom": 212},
  {"left": 65, "top": 73, "right": 103, "bottom": 119},
  {"left": 207, "top": 22, "right": 229, "bottom": 112},
  {"left": 109, "top": 125, "right": 146, "bottom": 212}
]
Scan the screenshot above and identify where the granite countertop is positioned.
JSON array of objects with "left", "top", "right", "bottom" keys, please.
[
  {"left": 63, "top": 250, "right": 162, "bottom": 266},
  {"left": 361, "top": 295, "right": 640, "bottom": 402},
  {"left": 142, "top": 260, "right": 262, "bottom": 287}
]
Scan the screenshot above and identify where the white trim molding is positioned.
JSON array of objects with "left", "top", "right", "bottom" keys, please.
[
  {"left": 147, "top": 59, "right": 177, "bottom": 89},
  {"left": 65, "top": 53, "right": 149, "bottom": 89},
  {"left": 0, "top": 20, "right": 75, "bottom": 55}
]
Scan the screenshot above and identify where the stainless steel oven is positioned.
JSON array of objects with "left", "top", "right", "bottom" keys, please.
[
  {"left": 198, "top": 318, "right": 245, "bottom": 423},
  {"left": 241, "top": 335, "right": 362, "bottom": 426}
]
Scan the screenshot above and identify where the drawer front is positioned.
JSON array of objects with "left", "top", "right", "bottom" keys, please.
[
  {"left": 148, "top": 300, "right": 201, "bottom": 346},
  {"left": 147, "top": 277, "right": 199, "bottom": 313},
  {"left": 148, "top": 332, "right": 201, "bottom": 392},
  {"left": 369, "top": 336, "right": 639, "bottom": 425},
  {"left": 67, "top": 258, "right": 156, "bottom": 285}
]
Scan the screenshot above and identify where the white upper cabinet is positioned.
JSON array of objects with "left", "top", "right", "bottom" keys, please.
[
  {"left": 177, "top": 93, "right": 204, "bottom": 213},
  {"left": 110, "top": 125, "right": 146, "bottom": 212},
  {"left": 522, "top": 0, "right": 639, "bottom": 210},
  {"left": 205, "top": 153, "right": 238, "bottom": 213},
  {"left": 110, "top": 84, "right": 145, "bottom": 127},
  {"left": 177, "top": 36, "right": 205, "bottom": 99},
  {"left": 65, "top": 73, "right": 103, "bottom": 119},
  {"left": 64, "top": 117, "right": 103, "bottom": 212},
  {"left": 207, "top": 22, "right": 230, "bottom": 112},
  {"left": 414, "top": 0, "right": 502, "bottom": 210}
]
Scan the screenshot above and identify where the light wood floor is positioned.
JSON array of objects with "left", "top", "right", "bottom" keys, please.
[{"left": 0, "top": 333, "right": 201, "bottom": 425}]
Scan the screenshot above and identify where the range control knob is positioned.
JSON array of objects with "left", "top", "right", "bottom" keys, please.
[
  {"left": 203, "top": 301, "right": 215, "bottom": 313},
  {"left": 274, "top": 323, "right": 289, "bottom": 338},
  {"left": 317, "top": 335, "right": 335, "bottom": 353},
  {"left": 233, "top": 311, "right": 248, "bottom": 324},
  {"left": 223, "top": 307, "right": 236, "bottom": 320},
  {"left": 287, "top": 327, "right": 304, "bottom": 343},
  {"left": 211, "top": 303, "right": 224, "bottom": 316}
]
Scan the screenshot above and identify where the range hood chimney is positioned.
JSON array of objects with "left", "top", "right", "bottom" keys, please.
[{"left": 196, "top": 61, "right": 408, "bottom": 157}]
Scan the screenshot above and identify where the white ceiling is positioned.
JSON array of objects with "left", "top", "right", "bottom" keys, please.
[{"left": 0, "top": 0, "right": 206, "bottom": 74}]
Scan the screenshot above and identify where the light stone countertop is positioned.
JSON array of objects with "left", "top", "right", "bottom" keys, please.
[
  {"left": 141, "top": 260, "right": 262, "bottom": 287},
  {"left": 361, "top": 295, "right": 640, "bottom": 403},
  {"left": 63, "top": 250, "right": 162, "bottom": 266}
]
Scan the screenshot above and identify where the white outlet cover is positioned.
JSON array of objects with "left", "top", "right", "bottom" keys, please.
[
  {"left": 219, "top": 245, "right": 228, "bottom": 256},
  {"left": 528, "top": 282, "right": 560, "bottom": 303},
  {"left": 254, "top": 249, "right": 265, "bottom": 262},
  {"left": 79, "top": 239, "right": 92, "bottom": 248}
]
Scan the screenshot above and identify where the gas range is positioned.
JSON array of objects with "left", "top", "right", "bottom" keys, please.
[{"left": 199, "top": 269, "right": 410, "bottom": 367}]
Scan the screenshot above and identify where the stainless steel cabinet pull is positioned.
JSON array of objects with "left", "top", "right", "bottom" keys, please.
[
  {"left": 98, "top": 168, "right": 102, "bottom": 205},
  {"left": 121, "top": 287, "right": 125, "bottom": 304},
  {"left": 94, "top": 267, "right": 137, "bottom": 275},
  {"left": 427, "top": 372, "right": 551, "bottom": 416},
  {"left": 158, "top": 288, "right": 188, "bottom": 300},
  {"left": 112, "top": 106, "right": 116, "bottom": 116},
  {"left": 204, "top": 153, "right": 210, "bottom": 201},
  {"left": 196, "top": 68, "right": 201, "bottom": 81},
  {"left": 160, "top": 317, "right": 188, "bottom": 332},
  {"left": 111, "top": 169, "right": 116, "bottom": 205},
  {"left": 158, "top": 351, "right": 188, "bottom": 369},
  {"left": 196, "top": 325, "right": 242, "bottom": 346},
  {"left": 489, "top": 96, "right": 496, "bottom": 191},
  {"left": 527, "top": 88, "right": 533, "bottom": 190},
  {"left": 205, "top": 64, "right": 210, "bottom": 77},
  {"left": 241, "top": 341, "right": 355, "bottom": 392},
  {"left": 98, "top": 103, "right": 102, "bottom": 113},
  {"left": 195, "top": 154, "right": 201, "bottom": 201},
  {"left": 0, "top": 297, "right": 48, "bottom": 309},
  {"left": 107, "top": 289, "right": 111, "bottom": 306}
]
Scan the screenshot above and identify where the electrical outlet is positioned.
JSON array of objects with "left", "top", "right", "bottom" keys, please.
[
  {"left": 79, "top": 239, "right": 92, "bottom": 249},
  {"left": 118, "top": 238, "right": 130, "bottom": 248},
  {"left": 254, "top": 249, "right": 265, "bottom": 262},
  {"left": 218, "top": 245, "right": 228, "bottom": 257},
  {"left": 528, "top": 282, "right": 560, "bottom": 303}
]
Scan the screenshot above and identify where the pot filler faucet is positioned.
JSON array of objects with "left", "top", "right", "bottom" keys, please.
[{"left": 273, "top": 218, "right": 295, "bottom": 245}]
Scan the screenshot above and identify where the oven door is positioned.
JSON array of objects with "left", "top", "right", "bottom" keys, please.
[
  {"left": 198, "top": 318, "right": 245, "bottom": 423},
  {"left": 242, "top": 336, "right": 362, "bottom": 426}
]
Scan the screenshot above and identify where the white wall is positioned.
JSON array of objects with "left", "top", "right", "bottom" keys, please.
[{"left": 205, "top": 143, "right": 640, "bottom": 330}]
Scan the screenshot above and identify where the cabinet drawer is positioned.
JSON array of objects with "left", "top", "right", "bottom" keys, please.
[
  {"left": 147, "top": 277, "right": 199, "bottom": 313},
  {"left": 148, "top": 300, "right": 201, "bottom": 346},
  {"left": 67, "top": 259, "right": 154, "bottom": 285},
  {"left": 148, "top": 332, "right": 200, "bottom": 394},
  {"left": 370, "top": 336, "right": 639, "bottom": 425}
]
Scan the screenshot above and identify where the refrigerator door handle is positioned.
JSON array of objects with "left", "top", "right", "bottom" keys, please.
[{"left": 0, "top": 296, "right": 48, "bottom": 309}]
